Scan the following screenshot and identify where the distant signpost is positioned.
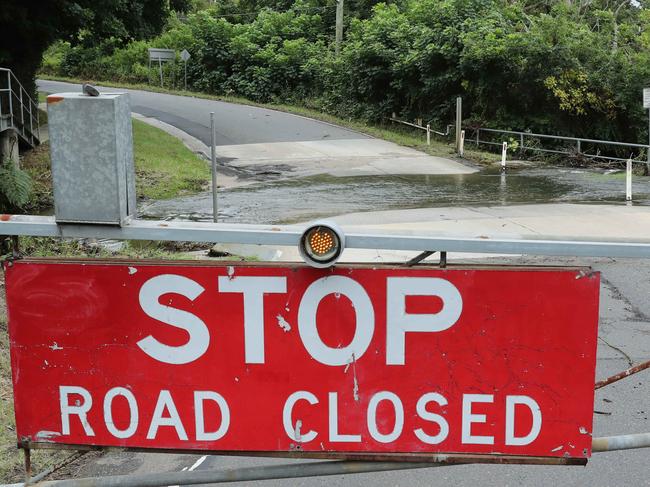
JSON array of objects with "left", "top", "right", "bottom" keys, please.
[
  {"left": 180, "top": 49, "right": 191, "bottom": 90},
  {"left": 148, "top": 48, "right": 176, "bottom": 87}
]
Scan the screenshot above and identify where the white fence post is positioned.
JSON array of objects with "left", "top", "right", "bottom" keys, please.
[
  {"left": 426, "top": 124, "right": 431, "bottom": 146},
  {"left": 501, "top": 142, "right": 507, "bottom": 171},
  {"left": 626, "top": 158, "right": 633, "bottom": 202},
  {"left": 459, "top": 130, "right": 465, "bottom": 157}
]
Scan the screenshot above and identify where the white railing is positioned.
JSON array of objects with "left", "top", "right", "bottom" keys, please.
[{"left": 470, "top": 127, "right": 650, "bottom": 166}]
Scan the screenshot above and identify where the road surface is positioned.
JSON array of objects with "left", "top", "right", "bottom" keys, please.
[
  {"left": 38, "top": 80, "right": 364, "bottom": 146},
  {"left": 37, "top": 80, "right": 474, "bottom": 181}
]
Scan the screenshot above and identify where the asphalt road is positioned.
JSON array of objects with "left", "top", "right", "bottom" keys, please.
[{"left": 37, "top": 80, "right": 366, "bottom": 146}]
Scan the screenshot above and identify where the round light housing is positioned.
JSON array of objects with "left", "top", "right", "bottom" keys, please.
[{"left": 299, "top": 220, "right": 345, "bottom": 268}]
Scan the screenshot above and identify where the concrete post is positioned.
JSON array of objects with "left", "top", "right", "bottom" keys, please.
[
  {"left": 459, "top": 130, "right": 465, "bottom": 157},
  {"left": 0, "top": 129, "right": 20, "bottom": 167},
  {"left": 426, "top": 124, "right": 431, "bottom": 146},
  {"left": 47, "top": 92, "right": 136, "bottom": 225}
]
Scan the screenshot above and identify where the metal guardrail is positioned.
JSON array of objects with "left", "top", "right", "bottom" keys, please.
[
  {"left": 469, "top": 127, "right": 650, "bottom": 165},
  {"left": 388, "top": 117, "right": 452, "bottom": 145},
  {"left": 0, "top": 68, "right": 40, "bottom": 148}
]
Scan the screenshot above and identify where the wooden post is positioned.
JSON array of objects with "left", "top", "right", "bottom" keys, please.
[{"left": 501, "top": 142, "right": 508, "bottom": 171}]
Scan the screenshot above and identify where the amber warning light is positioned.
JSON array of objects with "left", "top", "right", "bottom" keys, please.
[{"left": 299, "top": 220, "right": 345, "bottom": 268}]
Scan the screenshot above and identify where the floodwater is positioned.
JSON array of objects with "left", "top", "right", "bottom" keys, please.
[{"left": 139, "top": 166, "right": 650, "bottom": 224}]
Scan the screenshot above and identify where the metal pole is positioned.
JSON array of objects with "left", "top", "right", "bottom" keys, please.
[
  {"left": 626, "top": 157, "right": 632, "bottom": 202},
  {"left": 459, "top": 130, "right": 465, "bottom": 157},
  {"left": 595, "top": 358, "right": 650, "bottom": 389},
  {"left": 501, "top": 142, "right": 507, "bottom": 171},
  {"left": 184, "top": 61, "right": 187, "bottom": 91},
  {"left": 476, "top": 128, "right": 479, "bottom": 147},
  {"left": 8, "top": 71, "right": 13, "bottom": 127},
  {"left": 210, "top": 112, "right": 218, "bottom": 223},
  {"left": 593, "top": 432, "right": 650, "bottom": 452},
  {"left": 19, "top": 87, "right": 24, "bottom": 127},
  {"left": 455, "top": 97, "right": 462, "bottom": 152},
  {"left": 647, "top": 109, "right": 650, "bottom": 174},
  {"left": 426, "top": 124, "right": 431, "bottom": 146},
  {"left": 335, "top": 0, "right": 344, "bottom": 55},
  {"left": 158, "top": 58, "right": 163, "bottom": 87},
  {"left": 5, "top": 461, "right": 443, "bottom": 487}
]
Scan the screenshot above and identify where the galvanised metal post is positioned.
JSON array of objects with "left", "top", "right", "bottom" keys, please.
[{"left": 210, "top": 111, "right": 218, "bottom": 223}]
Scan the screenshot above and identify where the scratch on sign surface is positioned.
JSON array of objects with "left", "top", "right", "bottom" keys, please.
[
  {"left": 35, "top": 430, "right": 61, "bottom": 441},
  {"left": 227, "top": 266, "right": 235, "bottom": 280},
  {"left": 295, "top": 419, "right": 302, "bottom": 442},
  {"left": 128, "top": 267, "right": 138, "bottom": 275},
  {"left": 49, "top": 342, "right": 63, "bottom": 351}
]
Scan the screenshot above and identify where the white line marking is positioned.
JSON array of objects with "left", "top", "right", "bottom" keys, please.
[{"left": 189, "top": 455, "right": 208, "bottom": 471}]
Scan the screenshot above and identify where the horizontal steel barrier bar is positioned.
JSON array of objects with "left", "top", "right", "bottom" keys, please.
[
  {"left": 3, "top": 215, "right": 650, "bottom": 259},
  {"left": 4, "top": 433, "right": 649, "bottom": 487},
  {"left": 5, "top": 461, "right": 444, "bottom": 487},
  {"left": 592, "top": 432, "right": 650, "bottom": 452}
]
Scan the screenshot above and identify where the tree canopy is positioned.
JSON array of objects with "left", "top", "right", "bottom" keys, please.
[{"left": 0, "top": 0, "right": 188, "bottom": 96}]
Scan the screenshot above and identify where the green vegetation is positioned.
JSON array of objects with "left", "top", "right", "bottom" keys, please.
[
  {"left": 132, "top": 119, "right": 210, "bottom": 199},
  {"left": 6, "top": 118, "right": 210, "bottom": 214},
  {"left": 42, "top": 0, "right": 650, "bottom": 155},
  {"left": 0, "top": 0, "right": 189, "bottom": 98}
]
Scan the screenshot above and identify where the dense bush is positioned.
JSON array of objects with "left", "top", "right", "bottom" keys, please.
[{"left": 43, "top": 0, "right": 650, "bottom": 145}]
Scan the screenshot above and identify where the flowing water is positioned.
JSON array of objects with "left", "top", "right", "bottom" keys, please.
[{"left": 140, "top": 166, "right": 650, "bottom": 224}]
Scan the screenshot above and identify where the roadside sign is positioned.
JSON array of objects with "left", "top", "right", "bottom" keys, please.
[
  {"left": 4, "top": 260, "right": 599, "bottom": 463},
  {"left": 644, "top": 88, "right": 650, "bottom": 109},
  {"left": 148, "top": 48, "right": 176, "bottom": 87},
  {"left": 148, "top": 48, "right": 176, "bottom": 62}
]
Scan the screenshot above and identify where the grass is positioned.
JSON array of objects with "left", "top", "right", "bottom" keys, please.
[
  {"left": 38, "top": 74, "right": 499, "bottom": 165},
  {"left": 132, "top": 119, "right": 210, "bottom": 199},
  {"left": 20, "top": 118, "right": 211, "bottom": 212}
]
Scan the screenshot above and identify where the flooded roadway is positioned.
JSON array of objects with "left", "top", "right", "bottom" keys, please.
[{"left": 140, "top": 166, "right": 650, "bottom": 224}]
